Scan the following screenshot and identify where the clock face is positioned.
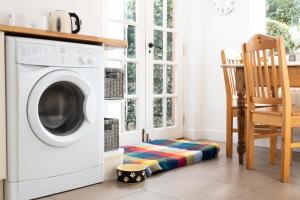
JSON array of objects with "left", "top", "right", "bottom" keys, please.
[{"left": 210, "top": 0, "right": 238, "bottom": 15}]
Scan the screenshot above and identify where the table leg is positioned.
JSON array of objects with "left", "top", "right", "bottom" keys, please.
[{"left": 235, "top": 68, "right": 246, "bottom": 165}]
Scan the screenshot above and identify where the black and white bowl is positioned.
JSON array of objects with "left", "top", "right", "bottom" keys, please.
[{"left": 116, "top": 164, "right": 146, "bottom": 183}]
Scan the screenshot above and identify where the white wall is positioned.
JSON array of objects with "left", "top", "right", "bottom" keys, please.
[
  {"left": 201, "top": 0, "right": 252, "bottom": 138},
  {"left": 0, "top": 0, "right": 268, "bottom": 145},
  {"left": 192, "top": 0, "right": 300, "bottom": 150},
  {"left": 183, "top": 0, "right": 204, "bottom": 140},
  {"left": 184, "top": 0, "right": 266, "bottom": 141},
  {"left": 0, "top": 0, "right": 103, "bottom": 36}
]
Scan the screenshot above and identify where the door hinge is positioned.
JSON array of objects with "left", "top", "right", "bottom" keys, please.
[{"left": 183, "top": 114, "right": 186, "bottom": 126}]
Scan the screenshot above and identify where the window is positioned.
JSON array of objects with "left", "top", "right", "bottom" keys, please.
[
  {"left": 266, "top": 0, "right": 300, "bottom": 57},
  {"left": 105, "top": 0, "right": 138, "bottom": 132},
  {"left": 151, "top": 0, "right": 177, "bottom": 129},
  {"left": 104, "top": 0, "right": 184, "bottom": 141}
]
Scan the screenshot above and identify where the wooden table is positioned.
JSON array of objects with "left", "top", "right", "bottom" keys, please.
[{"left": 221, "top": 62, "right": 300, "bottom": 165}]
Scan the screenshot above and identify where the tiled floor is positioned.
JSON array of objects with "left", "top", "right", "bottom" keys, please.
[{"left": 39, "top": 142, "right": 300, "bottom": 200}]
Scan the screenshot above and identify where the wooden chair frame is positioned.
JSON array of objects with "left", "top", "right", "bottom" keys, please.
[
  {"left": 221, "top": 49, "right": 240, "bottom": 158},
  {"left": 222, "top": 49, "right": 277, "bottom": 162},
  {"left": 242, "top": 34, "right": 300, "bottom": 183}
]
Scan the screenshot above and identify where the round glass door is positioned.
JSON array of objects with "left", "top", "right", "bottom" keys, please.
[
  {"left": 38, "top": 81, "right": 84, "bottom": 136},
  {"left": 27, "top": 70, "right": 96, "bottom": 147}
]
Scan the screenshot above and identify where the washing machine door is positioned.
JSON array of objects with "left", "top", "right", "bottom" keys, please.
[{"left": 27, "top": 70, "right": 97, "bottom": 147}]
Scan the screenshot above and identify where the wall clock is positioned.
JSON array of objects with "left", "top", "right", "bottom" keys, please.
[{"left": 210, "top": 0, "right": 238, "bottom": 15}]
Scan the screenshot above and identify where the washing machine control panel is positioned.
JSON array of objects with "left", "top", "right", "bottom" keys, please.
[{"left": 16, "top": 40, "right": 103, "bottom": 68}]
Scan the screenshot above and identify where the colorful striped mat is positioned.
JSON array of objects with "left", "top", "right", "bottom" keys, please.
[
  {"left": 122, "top": 140, "right": 220, "bottom": 176},
  {"left": 149, "top": 139, "right": 220, "bottom": 160}
]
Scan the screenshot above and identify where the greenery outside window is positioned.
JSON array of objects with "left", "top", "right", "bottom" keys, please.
[
  {"left": 106, "top": 0, "right": 138, "bottom": 132},
  {"left": 266, "top": 0, "right": 300, "bottom": 59}
]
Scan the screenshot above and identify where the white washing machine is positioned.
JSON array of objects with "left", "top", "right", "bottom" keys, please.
[{"left": 5, "top": 36, "right": 104, "bottom": 199}]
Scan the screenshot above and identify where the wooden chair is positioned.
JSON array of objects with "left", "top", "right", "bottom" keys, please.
[
  {"left": 222, "top": 49, "right": 277, "bottom": 160},
  {"left": 242, "top": 34, "right": 300, "bottom": 183},
  {"left": 221, "top": 49, "right": 242, "bottom": 158}
]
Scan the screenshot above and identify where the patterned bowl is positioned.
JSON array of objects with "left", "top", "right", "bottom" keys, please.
[{"left": 116, "top": 164, "right": 146, "bottom": 183}]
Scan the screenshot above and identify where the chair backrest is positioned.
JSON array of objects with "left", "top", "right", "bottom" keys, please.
[
  {"left": 221, "top": 49, "right": 243, "bottom": 105},
  {"left": 242, "top": 34, "right": 291, "bottom": 113}
]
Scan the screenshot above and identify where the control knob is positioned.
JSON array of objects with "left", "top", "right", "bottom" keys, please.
[
  {"left": 87, "top": 58, "right": 96, "bottom": 64},
  {"left": 78, "top": 57, "right": 87, "bottom": 65}
]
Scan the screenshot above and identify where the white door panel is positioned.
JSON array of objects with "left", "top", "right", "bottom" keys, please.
[
  {"left": 104, "top": 0, "right": 184, "bottom": 144},
  {"left": 146, "top": 0, "right": 184, "bottom": 139},
  {"left": 104, "top": 0, "right": 146, "bottom": 146}
]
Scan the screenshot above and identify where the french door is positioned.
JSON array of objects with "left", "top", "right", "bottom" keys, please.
[
  {"left": 145, "top": 0, "right": 184, "bottom": 139},
  {"left": 104, "top": 0, "right": 184, "bottom": 145}
]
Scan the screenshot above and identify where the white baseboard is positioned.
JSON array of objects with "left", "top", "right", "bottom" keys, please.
[
  {"left": 199, "top": 129, "right": 300, "bottom": 152},
  {"left": 200, "top": 130, "right": 238, "bottom": 144},
  {"left": 183, "top": 130, "right": 203, "bottom": 140},
  {"left": 200, "top": 129, "right": 272, "bottom": 148},
  {"left": 184, "top": 129, "right": 238, "bottom": 144}
]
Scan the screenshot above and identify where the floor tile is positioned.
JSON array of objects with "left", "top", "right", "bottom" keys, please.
[
  {"left": 254, "top": 154, "right": 300, "bottom": 181},
  {"left": 196, "top": 162, "right": 275, "bottom": 190},
  {"left": 142, "top": 157, "right": 234, "bottom": 189},
  {"left": 146, "top": 174, "right": 249, "bottom": 200},
  {"left": 232, "top": 177, "right": 300, "bottom": 200},
  {"left": 50, "top": 181, "right": 144, "bottom": 200},
  {"left": 43, "top": 141, "right": 300, "bottom": 200},
  {"left": 115, "top": 190, "right": 177, "bottom": 200}
]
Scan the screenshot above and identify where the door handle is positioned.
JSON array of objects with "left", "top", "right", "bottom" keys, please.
[{"left": 148, "top": 42, "right": 162, "bottom": 50}]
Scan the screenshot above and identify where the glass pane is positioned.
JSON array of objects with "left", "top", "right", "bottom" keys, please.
[
  {"left": 39, "top": 82, "right": 84, "bottom": 136},
  {"left": 127, "top": 25, "right": 136, "bottom": 58},
  {"left": 154, "top": 0, "right": 163, "bottom": 26},
  {"left": 167, "top": 97, "right": 175, "bottom": 127},
  {"left": 127, "top": 62, "right": 136, "bottom": 95},
  {"left": 166, "top": 65, "right": 175, "bottom": 94},
  {"left": 126, "top": 99, "right": 136, "bottom": 131},
  {"left": 167, "top": 32, "right": 174, "bottom": 61},
  {"left": 167, "top": 0, "right": 175, "bottom": 28},
  {"left": 124, "top": 0, "right": 136, "bottom": 22},
  {"left": 153, "top": 64, "right": 163, "bottom": 94},
  {"left": 154, "top": 30, "right": 163, "bottom": 60},
  {"left": 153, "top": 98, "right": 163, "bottom": 128},
  {"left": 107, "top": 0, "right": 124, "bottom": 20}
]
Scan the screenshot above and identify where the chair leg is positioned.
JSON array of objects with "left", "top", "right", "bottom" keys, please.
[
  {"left": 281, "top": 125, "right": 292, "bottom": 183},
  {"left": 290, "top": 149, "right": 293, "bottom": 166},
  {"left": 246, "top": 114, "right": 255, "bottom": 170},
  {"left": 291, "top": 131, "right": 293, "bottom": 166},
  {"left": 226, "top": 109, "right": 233, "bottom": 158},
  {"left": 269, "top": 134, "right": 277, "bottom": 165}
]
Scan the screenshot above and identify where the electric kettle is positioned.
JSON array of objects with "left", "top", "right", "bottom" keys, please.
[{"left": 49, "top": 10, "right": 81, "bottom": 34}]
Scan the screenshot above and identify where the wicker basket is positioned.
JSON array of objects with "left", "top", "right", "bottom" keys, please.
[
  {"left": 104, "top": 118, "right": 119, "bottom": 152},
  {"left": 105, "top": 68, "right": 124, "bottom": 100}
]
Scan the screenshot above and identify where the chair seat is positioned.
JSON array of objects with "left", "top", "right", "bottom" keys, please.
[{"left": 252, "top": 105, "right": 300, "bottom": 116}]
